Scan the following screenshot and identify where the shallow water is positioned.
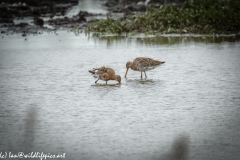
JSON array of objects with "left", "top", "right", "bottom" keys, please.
[{"left": 0, "top": 32, "right": 240, "bottom": 160}]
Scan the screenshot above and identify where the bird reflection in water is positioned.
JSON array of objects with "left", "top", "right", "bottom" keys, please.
[
  {"left": 154, "top": 135, "right": 190, "bottom": 160},
  {"left": 23, "top": 107, "right": 38, "bottom": 152}
]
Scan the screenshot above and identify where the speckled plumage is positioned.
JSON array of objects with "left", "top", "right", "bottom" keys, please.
[
  {"left": 89, "top": 66, "right": 121, "bottom": 84},
  {"left": 125, "top": 57, "right": 165, "bottom": 79}
]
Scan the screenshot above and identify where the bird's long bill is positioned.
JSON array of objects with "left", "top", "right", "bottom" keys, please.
[{"left": 124, "top": 68, "right": 129, "bottom": 78}]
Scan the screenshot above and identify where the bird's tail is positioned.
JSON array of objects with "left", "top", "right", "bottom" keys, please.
[
  {"left": 89, "top": 66, "right": 107, "bottom": 74},
  {"left": 89, "top": 67, "right": 99, "bottom": 74},
  {"left": 154, "top": 60, "right": 165, "bottom": 66},
  {"left": 88, "top": 70, "right": 95, "bottom": 74},
  {"left": 89, "top": 68, "right": 99, "bottom": 78}
]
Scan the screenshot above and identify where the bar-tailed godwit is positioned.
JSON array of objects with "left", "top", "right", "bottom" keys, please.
[
  {"left": 124, "top": 57, "right": 165, "bottom": 79},
  {"left": 89, "top": 66, "right": 121, "bottom": 84}
]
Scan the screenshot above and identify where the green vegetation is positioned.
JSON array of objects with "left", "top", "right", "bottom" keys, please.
[{"left": 87, "top": 0, "right": 240, "bottom": 35}]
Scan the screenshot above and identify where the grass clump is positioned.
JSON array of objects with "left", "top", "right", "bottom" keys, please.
[{"left": 87, "top": 0, "right": 240, "bottom": 35}]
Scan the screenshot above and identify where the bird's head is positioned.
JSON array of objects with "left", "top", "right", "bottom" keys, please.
[
  {"left": 115, "top": 75, "right": 121, "bottom": 84},
  {"left": 125, "top": 61, "right": 132, "bottom": 78}
]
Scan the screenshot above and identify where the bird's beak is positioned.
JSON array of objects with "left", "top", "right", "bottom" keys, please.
[{"left": 124, "top": 68, "right": 129, "bottom": 78}]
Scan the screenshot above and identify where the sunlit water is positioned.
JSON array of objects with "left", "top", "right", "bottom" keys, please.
[
  {"left": 12, "top": 0, "right": 109, "bottom": 28},
  {"left": 0, "top": 32, "right": 240, "bottom": 160},
  {"left": 66, "top": 0, "right": 108, "bottom": 17}
]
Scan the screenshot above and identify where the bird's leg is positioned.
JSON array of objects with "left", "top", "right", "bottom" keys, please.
[
  {"left": 141, "top": 72, "right": 142, "bottom": 79},
  {"left": 95, "top": 79, "right": 99, "bottom": 83},
  {"left": 106, "top": 81, "right": 107, "bottom": 85},
  {"left": 144, "top": 71, "right": 147, "bottom": 79}
]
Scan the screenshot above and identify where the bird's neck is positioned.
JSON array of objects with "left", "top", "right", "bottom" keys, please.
[
  {"left": 130, "top": 63, "right": 138, "bottom": 71},
  {"left": 113, "top": 75, "right": 117, "bottom": 80}
]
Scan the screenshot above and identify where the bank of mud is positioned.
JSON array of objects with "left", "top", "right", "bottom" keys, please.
[
  {"left": 0, "top": 0, "right": 187, "bottom": 35},
  {"left": 6, "top": 0, "right": 238, "bottom": 36}
]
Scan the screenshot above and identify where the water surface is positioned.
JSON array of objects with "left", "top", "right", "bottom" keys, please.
[{"left": 0, "top": 32, "right": 240, "bottom": 160}]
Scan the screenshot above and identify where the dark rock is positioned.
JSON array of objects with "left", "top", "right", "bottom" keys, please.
[
  {"left": 10, "top": 5, "right": 30, "bottom": 11},
  {"left": 104, "top": 1, "right": 118, "bottom": 7},
  {"left": 32, "top": 10, "right": 41, "bottom": 16},
  {"left": 111, "top": 4, "right": 125, "bottom": 13},
  {"left": 34, "top": 18, "right": 44, "bottom": 27},
  {"left": 120, "top": 3, "right": 147, "bottom": 12},
  {"left": 125, "top": 5, "right": 134, "bottom": 11},
  {"left": 77, "top": 11, "right": 89, "bottom": 17},
  {"left": 133, "top": 5, "right": 146, "bottom": 12},
  {"left": 77, "top": 16, "right": 86, "bottom": 23},
  {"left": 122, "top": 8, "right": 134, "bottom": 18},
  {"left": 70, "top": 0, "right": 78, "bottom": 5}
]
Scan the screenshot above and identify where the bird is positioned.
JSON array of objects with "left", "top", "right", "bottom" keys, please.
[
  {"left": 124, "top": 57, "right": 165, "bottom": 79},
  {"left": 89, "top": 66, "right": 121, "bottom": 84}
]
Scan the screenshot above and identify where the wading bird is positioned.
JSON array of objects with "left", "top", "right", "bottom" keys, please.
[
  {"left": 89, "top": 66, "right": 121, "bottom": 84},
  {"left": 124, "top": 57, "right": 165, "bottom": 79}
]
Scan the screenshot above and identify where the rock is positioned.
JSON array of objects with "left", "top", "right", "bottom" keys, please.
[
  {"left": 124, "top": 5, "right": 134, "bottom": 11},
  {"left": 134, "top": 5, "right": 146, "bottom": 11},
  {"left": 77, "top": 16, "right": 86, "bottom": 23},
  {"left": 34, "top": 18, "right": 44, "bottom": 27},
  {"left": 32, "top": 10, "right": 41, "bottom": 17},
  {"left": 77, "top": 11, "right": 89, "bottom": 17},
  {"left": 124, "top": 4, "right": 146, "bottom": 12},
  {"left": 70, "top": 0, "right": 78, "bottom": 5},
  {"left": 104, "top": 1, "right": 118, "bottom": 7}
]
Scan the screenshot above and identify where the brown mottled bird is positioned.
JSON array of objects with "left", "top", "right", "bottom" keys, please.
[
  {"left": 125, "top": 57, "right": 165, "bottom": 79},
  {"left": 89, "top": 66, "right": 121, "bottom": 84}
]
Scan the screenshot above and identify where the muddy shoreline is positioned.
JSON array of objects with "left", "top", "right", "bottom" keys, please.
[
  {"left": 0, "top": 0, "right": 86, "bottom": 35},
  {"left": 0, "top": 0, "right": 187, "bottom": 36}
]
